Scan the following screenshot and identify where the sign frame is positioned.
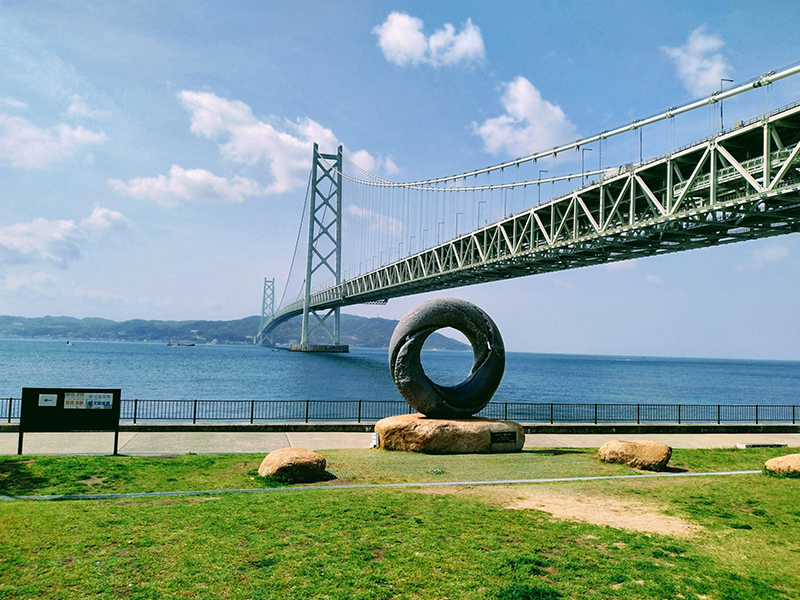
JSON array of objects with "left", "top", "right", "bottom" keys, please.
[{"left": 18, "top": 388, "right": 122, "bottom": 455}]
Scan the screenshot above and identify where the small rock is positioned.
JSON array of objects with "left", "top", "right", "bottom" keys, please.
[
  {"left": 764, "top": 453, "right": 800, "bottom": 476},
  {"left": 258, "top": 447, "right": 328, "bottom": 483},
  {"left": 375, "top": 413, "right": 524, "bottom": 454},
  {"left": 598, "top": 439, "right": 672, "bottom": 471}
]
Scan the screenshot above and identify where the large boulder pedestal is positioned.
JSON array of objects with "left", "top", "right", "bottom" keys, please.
[
  {"left": 258, "top": 447, "right": 328, "bottom": 483},
  {"left": 599, "top": 439, "right": 672, "bottom": 471},
  {"left": 375, "top": 414, "right": 525, "bottom": 454}
]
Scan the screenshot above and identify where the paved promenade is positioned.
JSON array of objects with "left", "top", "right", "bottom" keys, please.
[{"left": 3, "top": 430, "right": 800, "bottom": 455}]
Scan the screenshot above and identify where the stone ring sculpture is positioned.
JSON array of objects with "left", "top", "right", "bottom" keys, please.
[{"left": 389, "top": 297, "right": 505, "bottom": 418}]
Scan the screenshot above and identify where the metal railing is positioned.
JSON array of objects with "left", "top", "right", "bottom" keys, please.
[{"left": 3, "top": 397, "right": 798, "bottom": 425}]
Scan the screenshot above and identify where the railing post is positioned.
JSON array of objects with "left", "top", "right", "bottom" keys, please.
[
  {"left": 358, "top": 399, "right": 362, "bottom": 423},
  {"left": 504, "top": 403, "right": 508, "bottom": 421},
  {"left": 637, "top": 404, "right": 640, "bottom": 425},
  {"left": 717, "top": 404, "right": 721, "bottom": 425},
  {"left": 133, "top": 399, "right": 138, "bottom": 424},
  {"left": 7, "top": 398, "right": 12, "bottom": 423},
  {"left": 250, "top": 399, "right": 255, "bottom": 424},
  {"left": 550, "top": 403, "right": 554, "bottom": 425},
  {"left": 594, "top": 403, "right": 598, "bottom": 425},
  {"left": 305, "top": 400, "right": 310, "bottom": 423},
  {"left": 755, "top": 405, "right": 759, "bottom": 425},
  {"left": 678, "top": 404, "right": 681, "bottom": 425},
  {"left": 192, "top": 399, "right": 198, "bottom": 424},
  {"left": 793, "top": 405, "right": 796, "bottom": 425}
]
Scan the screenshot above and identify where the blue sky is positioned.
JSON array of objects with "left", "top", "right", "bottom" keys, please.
[{"left": 1, "top": 1, "right": 799, "bottom": 359}]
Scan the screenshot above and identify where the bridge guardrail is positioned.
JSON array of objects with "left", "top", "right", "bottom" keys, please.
[{"left": 3, "top": 398, "right": 798, "bottom": 425}]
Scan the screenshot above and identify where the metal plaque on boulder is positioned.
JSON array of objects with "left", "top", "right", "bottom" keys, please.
[{"left": 490, "top": 431, "right": 517, "bottom": 444}]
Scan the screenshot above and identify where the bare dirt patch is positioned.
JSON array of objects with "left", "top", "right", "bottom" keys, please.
[
  {"left": 79, "top": 476, "right": 106, "bottom": 487},
  {"left": 417, "top": 485, "right": 701, "bottom": 537},
  {"left": 507, "top": 492, "right": 699, "bottom": 537}
]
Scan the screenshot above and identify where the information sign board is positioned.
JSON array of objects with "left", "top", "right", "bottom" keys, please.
[{"left": 18, "top": 388, "right": 122, "bottom": 455}]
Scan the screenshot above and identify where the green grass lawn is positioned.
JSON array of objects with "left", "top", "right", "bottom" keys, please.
[{"left": 1, "top": 447, "right": 799, "bottom": 599}]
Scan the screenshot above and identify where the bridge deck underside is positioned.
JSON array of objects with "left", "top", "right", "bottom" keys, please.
[{"left": 260, "top": 104, "right": 800, "bottom": 341}]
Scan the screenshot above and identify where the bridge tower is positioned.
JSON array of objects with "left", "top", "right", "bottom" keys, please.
[
  {"left": 293, "top": 144, "right": 349, "bottom": 353},
  {"left": 256, "top": 277, "right": 274, "bottom": 345}
]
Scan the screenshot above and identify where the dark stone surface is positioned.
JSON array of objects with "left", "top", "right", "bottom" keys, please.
[{"left": 389, "top": 298, "right": 505, "bottom": 418}]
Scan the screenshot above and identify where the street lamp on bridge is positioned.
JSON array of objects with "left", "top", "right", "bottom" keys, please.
[
  {"left": 538, "top": 170, "right": 548, "bottom": 204},
  {"left": 581, "top": 148, "right": 593, "bottom": 185},
  {"left": 720, "top": 78, "right": 734, "bottom": 132}
]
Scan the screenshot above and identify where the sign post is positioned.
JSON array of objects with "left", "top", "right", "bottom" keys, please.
[{"left": 18, "top": 388, "right": 122, "bottom": 455}]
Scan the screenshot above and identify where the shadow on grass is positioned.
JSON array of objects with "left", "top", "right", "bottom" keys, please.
[
  {"left": 521, "top": 449, "right": 587, "bottom": 457},
  {"left": 245, "top": 468, "right": 336, "bottom": 486},
  {"left": 659, "top": 465, "right": 689, "bottom": 473},
  {"left": 0, "top": 459, "right": 50, "bottom": 496},
  {"left": 493, "top": 583, "right": 564, "bottom": 600},
  {"left": 763, "top": 468, "right": 800, "bottom": 479}
]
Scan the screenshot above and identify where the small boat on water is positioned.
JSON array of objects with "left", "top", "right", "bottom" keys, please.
[{"left": 167, "top": 341, "right": 195, "bottom": 346}]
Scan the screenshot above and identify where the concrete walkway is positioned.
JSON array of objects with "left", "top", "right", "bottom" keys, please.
[{"left": 3, "top": 430, "right": 800, "bottom": 455}]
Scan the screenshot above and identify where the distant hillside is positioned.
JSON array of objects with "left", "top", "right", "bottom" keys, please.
[{"left": 0, "top": 313, "right": 468, "bottom": 350}]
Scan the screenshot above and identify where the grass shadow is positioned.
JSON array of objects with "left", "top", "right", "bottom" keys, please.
[
  {"left": 0, "top": 458, "right": 50, "bottom": 496},
  {"left": 521, "top": 449, "right": 587, "bottom": 456},
  {"left": 657, "top": 465, "right": 689, "bottom": 473}
]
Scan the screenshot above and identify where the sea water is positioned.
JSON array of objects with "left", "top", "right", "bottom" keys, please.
[{"left": 1, "top": 339, "right": 799, "bottom": 406}]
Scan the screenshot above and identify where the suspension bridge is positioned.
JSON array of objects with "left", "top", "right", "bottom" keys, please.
[{"left": 257, "top": 64, "right": 800, "bottom": 351}]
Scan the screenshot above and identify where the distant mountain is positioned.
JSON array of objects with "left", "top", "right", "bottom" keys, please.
[{"left": 0, "top": 313, "right": 468, "bottom": 350}]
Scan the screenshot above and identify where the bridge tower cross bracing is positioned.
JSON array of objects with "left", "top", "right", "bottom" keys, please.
[
  {"left": 294, "top": 144, "right": 349, "bottom": 353},
  {"left": 256, "top": 277, "right": 274, "bottom": 345}
]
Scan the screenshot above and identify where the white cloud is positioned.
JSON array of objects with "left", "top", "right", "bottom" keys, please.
[
  {"left": 606, "top": 259, "right": 638, "bottom": 272},
  {"left": 662, "top": 26, "right": 733, "bottom": 97},
  {"left": 473, "top": 76, "right": 578, "bottom": 157},
  {"left": 736, "top": 243, "right": 789, "bottom": 272},
  {"left": 178, "top": 90, "right": 391, "bottom": 193},
  {"left": 754, "top": 245, "right": 788, "bottom": 263},
  {"left": 645, "top": 274, "right": 664, "bottom": 285},
  {"left": 0, "top": 217, "right": 81, "bottom": 267},
  {"left": 373, "top": 12, "right": 427, "bottom": 66},
  {"left": 384, "top": 157, "right": 400, "bottom": 175},
  {"left": 109, "top": 165, "right": 263, "bottom": 207},
  {"left": 0, "top": 114, "right": 107, "bottom": 169},
  {"left": 349, "top": 150, "right": 399, "bottom": 176},
  {"left": 0, "top": 207, "right": 129, "bottom": 268},
  {"left": 349, "top": 149, "right": 377, "bottom": 173},
  {"left": 347, "top": 205, "right": 402, "bottom": 237},
  {"left": 67, "top": 94, "right": 108, "bottom": 119},
  {"left": 80, "top": 206, "right": 130, "bottom": 232},
  {"left": 0, "top": 271, "right": 55, "bottom": 293},
  {"left": 373, "top": 12, "right": 485, "bottom": 68},
  {"left": 0, "top": 97, "right": 27, "bottom": 110},
  {"left": 179, "top": 90, "right": 330, "bottom": 194}
]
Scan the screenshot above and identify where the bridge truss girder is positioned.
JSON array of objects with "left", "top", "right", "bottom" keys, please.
[{"left": 259, "top": 101, "right": 800, "bottom": 338}]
